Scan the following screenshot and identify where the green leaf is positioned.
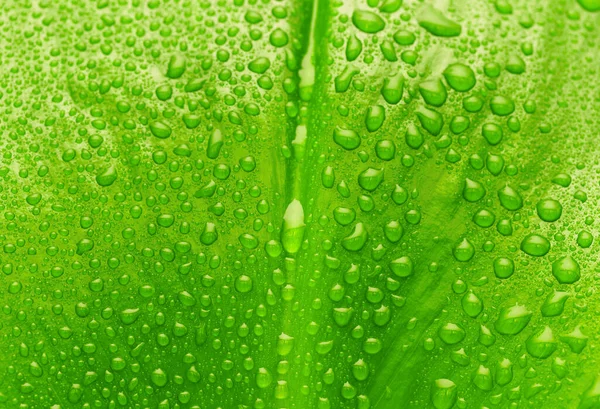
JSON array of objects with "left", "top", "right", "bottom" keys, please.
[{"left": 1, "top": 0, "right": 600, "bottom": 408}]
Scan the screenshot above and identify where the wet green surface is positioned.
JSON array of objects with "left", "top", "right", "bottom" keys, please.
[{"left": 0, "top": 0, "right": 599, "bottom": 408}]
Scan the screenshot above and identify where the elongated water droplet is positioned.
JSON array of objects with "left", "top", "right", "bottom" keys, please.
[
  {"left": 520, "top": 234, "right": 550, "bottom": 257},
  {"left": 277, "top": 333, "right": 295, "bottom": 356},
  {"left": 495, "top": 304, "right": 532, "bottom": 335},
  {"left": 256, "top": 368, "right": 272, "bottom": 389},
  {"left": 346, "top": 34, "right": 362, "bottom": 61},
  {"left": 149, "top": 121, "right": 172, "bottom": 139},
  {"left": 541, "top": 291, "right": 569, "bottom": 317},
  {"left": 166, "top": 54, "right": 186, "bottom": 79},
  {"left": 417, "top": 5, "right": 462, "bottom": 37},
  {"left": 472, "top": 365, "right": 493, "bottom": 391},
  {"left": 419, "top": 78, "right": 447, "bottom": 107},
  {"left": 381, "top": 74, "right": 404, "bottom": 104},
  {"left": 462, "top": 291, "right": 483, "bottom": 318},
  {"left": 342, "top": 223, "right": 368, "bottom": 252},
  {"left": 496, "top": 358, "right": 513, "bottom": 386},
  {"left": 431, "top": 379, "right": 457, "bottom": 409},
  {"left": 352, "top": 10, "right": 385, "bottom": 33},
  {"left": 365, "top": 105, "right": 385, "bottom": 132},
  {"left": 334, "top": 127, "right": 361, "bottom": 150},
  {"left": 282, "top": 199, "right": 305, "bottom": 254},
  {"left": 207, "top": 129, "right": 223, "bottom": 159}
]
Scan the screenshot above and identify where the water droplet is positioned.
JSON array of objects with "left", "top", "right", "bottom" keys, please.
[
  {"left": 333, "top": 127, "right": 361, "bottom": 150},
  {"left": 207, "top": 129, "right": 223, "bottom": 159},
  {"left": 493, "top": 257, "right": 515, "bottom": 278},
  {"left": 482, "top": 123, "right": 503, "bottom": 145},
  {"left": 416, "top": 107, "right": 444, "bottom": 136},
  {"left": 119, "top": 308, "right": 140, "bottom": 325},
  {"left": 478, "top": 325, "right": 496, "bottom": 347},
  {"left": 249, "top": 57, "right": 271, "bottom": 74},
  {"left": 443, "top": 63, "right": 476, "bottom": 92},
  {"left": 560, "top": 326, "right": 588, "bottom": 354},
  {"left": 333, "top": 307, "right": 354, "bottom": 326},
  {"left": 151, "top": 368, "right": 168, "bottom": 387},
  {"left": 342, "top": 223, "right": 368, "bottom": 252},
  {"left": 365, "top": 105, "right": 386, "bottom": 132},
  {"left": 149, "top": 121, "right": 172, "bottom": 139},
  {"left": 526, "top": 326, "right": 557, "bottom": 359},
  {"left": 578, "top": 0, "right": 600, "bottom": 11},
  {"left": 393, "top": 29, "right": 415, "bottom": 45},
  {"left": 358, "top": 168, "right": 384, "bottom": 191},
  {"left": 390, "top": 256, "right": 414, "bottom": 277},
  {"left": 383, "top": 220, "right": 404, "bottom": 243},
  {"left": 235, "top": 275, "right": 253, "bottom": 293},
  {"left": 352, "top": 10, "right": 386, "bottom": 33},
  {"left": 463, "top": 178, "right": 486, "bottom": 202},
  {"left": 277, "top": 333, "right": 294, "bottom": 356},
  {"left": 381, "top": 74, "right": 404, "bottom": 104},
  {"left": 496, "top": 358, "right": 513, "bottom": 386},
  {"left": 96, "top": 166, "right": 117, "bottom": 186},
  {"left": 76, "top": 238, "right": 95, "bottom": 255},
  {"left": 453, "top": 238, "right": 475, "bottom": 262},
  {"left": 462, "top": 291, "right": 483, "bottom": 317},
  {"left": 374, "top": 305, "right": 391, "bottom": 326},
  {"left": 405, "top": 123, "right": 424, "bottom": 149},
  {"left": 552, "top": 256, "right": 581, "bottom": 284},
  {"left": 281, "top": 199, "right": 305, "bottom": 254},
  {"left": 375, "top": 140, "right": 396, "bottom": 160},
  {"left": 419, "top": 78, "right": 447, "bottom": 107},
  {"left": 438, "top": 322, "right": 465, "bottom": 344},
  {"left": 431, "top": 379, "right": 457, "bottom": 409},
  {"left": 472, "top": 365, "right": 493, "bottom": 391},
  {"left": 490, "top": 95, "right": 515, "bottom": 116},
  {"left": 536, "top": 198, "right": 562, "bottom": 222},
  {"left": 495, "top": 304, "right": 532, "bottom": 335},
  {"left": 473, "top": 209, "right": 495, "bottom": 228},
  {"left": 352, "top": 359, "right": 370, "bottom": 381},
  {"left": 541, "top": 291, "right": 569, "bottom": 317},
  {"left": 256, "top": 368, "right": 273, "bottom": 388},
  {"left": 166, "top": 54, "right": 186, "bottom": 79},
  {"left": 498, "top": 185, "right": 523, "bottom": 210},
  {"left": 578, "top": 230, "right": 594, "bottom": 248},
  {"left": 200, "top": 222, "right": 218, "bottom": 245},
  {"left": 346, "top": 34, "right": 362, "bottom": 61},
  {"left": 520, "top": 234, "right": 551, "bottom": 257},
  {"left": 379, "top": 0, "right": 402, "bottom": 13},
  {"left": 417, "top": 5, "right": 462, "bottom": 37}
]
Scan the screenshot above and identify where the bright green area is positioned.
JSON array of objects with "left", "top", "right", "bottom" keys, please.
[{"left": 0, "top": 0, "right": 599, "bottom": 408}]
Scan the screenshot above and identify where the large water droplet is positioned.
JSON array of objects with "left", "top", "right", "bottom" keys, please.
[
  {"left": 552, "top": 256, "right": 581, "bottom": 284},
  {"left": 520, "top": 234, "right": 550, "bottom": 257},
  {"left": 352, "top": 10, "right": 385, "bottom": 33},
  {"left": 526, "top": 326, "right": 557, "bottom": 359},
  {"left": 431, "top": 379, "right": 457, "bottom": 409},
  {"left": 282, "top": 199, "right": 306, "bottom": 254},
  {"left": 416, "top": 5, "right": 462, "bottom": 37},
  {"left": 495, "top": 304, "right": 532, "bottom": 335}
]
